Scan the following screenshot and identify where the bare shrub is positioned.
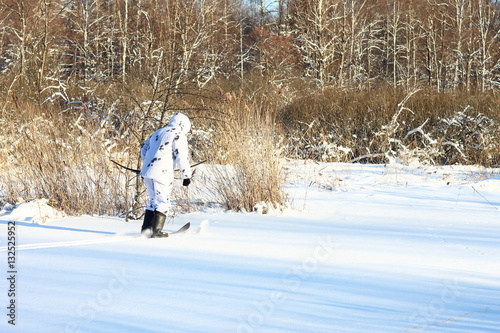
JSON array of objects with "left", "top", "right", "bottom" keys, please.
[{"left": 413, "top": 106, "right": 500, "bottom": 166}]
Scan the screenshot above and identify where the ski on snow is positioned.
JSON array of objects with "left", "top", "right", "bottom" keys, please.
[
  {"left": 4, "top": 223, "right": 193, "bottom": 250},
  {"left": 166, "top": 222, "right": 190, "bottom": 236}
]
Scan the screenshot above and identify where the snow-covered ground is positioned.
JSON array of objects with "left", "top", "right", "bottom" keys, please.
[{"left": 1, "top": 162, "right": 499, "bottom": 333}]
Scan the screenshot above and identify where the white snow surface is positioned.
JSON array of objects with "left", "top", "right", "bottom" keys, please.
[{"left": 1, "top": 162, "right": 499, "bottom": 333}]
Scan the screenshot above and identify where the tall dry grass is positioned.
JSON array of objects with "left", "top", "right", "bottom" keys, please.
[
  {"left": 1, "top": 83, "right": 498, "bottom": 217},
  {"left": 0, "top": 92, "right": 287, "bottom": 216},
  {"left": 194, "top": 91, "right": 286, "bottom": 212},
  {"left": 0, "top": 101, "right": 132, "bottom": 215}
]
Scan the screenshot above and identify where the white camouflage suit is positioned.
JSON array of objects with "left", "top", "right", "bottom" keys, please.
[{"left": 140, "top": 113, "right": 192, "bottom": 215}]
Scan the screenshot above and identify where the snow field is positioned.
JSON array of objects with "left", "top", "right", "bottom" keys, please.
[{"left": 1, "top": 162, "right": 499, "bottom": 333}]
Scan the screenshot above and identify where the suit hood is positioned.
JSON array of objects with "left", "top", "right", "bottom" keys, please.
[{"left": 168, "top": 113, "right": 191, "bottom": 134}]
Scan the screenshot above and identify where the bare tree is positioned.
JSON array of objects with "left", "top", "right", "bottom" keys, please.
[
  {"left": 289, "top": 0, "right": 343, "bottom": 84},
  {"left": 119, "top": 0, "right": 129, "bottom": 81},
  {"left": 476, "top": 0, "right": 499, "bottom": 91},
  {"left": 0, "top": 0, "right": 31, "bottom": 91}
]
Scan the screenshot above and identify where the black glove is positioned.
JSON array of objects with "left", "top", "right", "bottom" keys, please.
[{"left": 183, "top": 178, "right": 191, "bottom": 187}]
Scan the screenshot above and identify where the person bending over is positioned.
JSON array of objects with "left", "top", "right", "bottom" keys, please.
[{"left": 140, "top": 113, "right": 192, "bottom": 238}]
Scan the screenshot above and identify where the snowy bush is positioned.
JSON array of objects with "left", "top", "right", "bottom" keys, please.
[
  {"left": 434, "top": 107, "right": 499, "bottom": 165},
  {"left": 279, "top": 88, "right": 499, "bottom": 166},
  {"left": 389, "top": 105, "right": 500, "bottom": 166}
]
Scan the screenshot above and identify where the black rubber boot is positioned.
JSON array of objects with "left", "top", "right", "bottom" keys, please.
[
  {"left": 141, "top": 209, "right": 155, "bottom": 236},
  {"left": 151, "top": 211, "right": 169, "bottom": 238}
]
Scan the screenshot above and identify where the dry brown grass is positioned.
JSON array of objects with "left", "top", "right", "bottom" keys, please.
[
  {"left": 0, "top": 100, "right": 131, "bottom": 215},
  {"left": 0, "top": 91, "right": 288, "bottom": 216},
  {"left": 197, "top": 92, "right": 287, "bottom": 212},
  {"left": 1, "top": 82, "right": 498, "bottom": 216}
]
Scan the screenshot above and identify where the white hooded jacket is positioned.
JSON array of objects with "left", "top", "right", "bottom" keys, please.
[{"left": 140, "top": 113, "right": 192, "bottom": 184}]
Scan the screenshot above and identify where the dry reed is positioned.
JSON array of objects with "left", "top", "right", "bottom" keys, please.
[
  {"left": 198, "top": 92, "right": 286, "bottom": 212},
  {"left": 0, "top": 101, "right": 131, "bottom": 215}
]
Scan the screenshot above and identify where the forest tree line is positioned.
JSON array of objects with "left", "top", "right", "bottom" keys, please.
[{"left": 0, "top": 0, "right": 499, "bottom": 106}]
